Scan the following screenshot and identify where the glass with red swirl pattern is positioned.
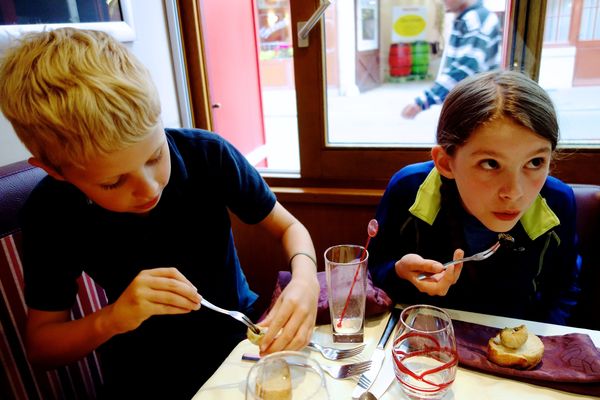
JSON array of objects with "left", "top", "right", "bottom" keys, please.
[{"left": 392, "top": 305, "right": 458, "bottom": 399}]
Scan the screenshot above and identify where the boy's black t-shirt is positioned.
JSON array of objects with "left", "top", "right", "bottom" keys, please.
[{"left": 20, "top": 128, "right": 277, "bottom": 398}]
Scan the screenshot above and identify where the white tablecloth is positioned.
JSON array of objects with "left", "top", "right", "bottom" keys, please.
[{"left": 193, "top": 308, "right": 600, "bottom": 400}]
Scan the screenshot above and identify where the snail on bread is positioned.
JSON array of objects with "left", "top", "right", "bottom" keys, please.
[
  {"left": 499, "top": 325, "right": 528, "bottom": 349},
  {"left": 487, "top": 324, "right": 544, "bottom": 370}
]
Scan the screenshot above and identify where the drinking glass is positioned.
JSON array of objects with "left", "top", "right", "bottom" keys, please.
[
  {"left": 324, "top": 244, "right": 368, "bottom": 343},
  {"left": 392, "top": 305, "right": 458, "bottom": 400},
  {"left": 245, "top": 351, "right": 329, "bottom": 400}
]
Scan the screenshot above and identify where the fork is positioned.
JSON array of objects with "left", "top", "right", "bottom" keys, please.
[
  {"left": 242, "top": 354, "right": 372, "bottom": 379},
  {"left": 308, "top": 341, "right": 366, "bottom": 360},
  {"left": 416, "top": 240, "right": 501, "bottom": 281},
  {"left": 320, "top": 359, "right": 372, "bottom": 379},
  {"left": 200, "top": 298, "right": 261, "bottom": 334},
  {"left": 356, "top": 372, "right": 373, "bottom": 392}
]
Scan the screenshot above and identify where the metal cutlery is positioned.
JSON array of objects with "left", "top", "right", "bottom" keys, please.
[
  {"left": 358, "top": 392, "right": 377, "bottom": 400},
  {"left": 308, "top": 341, "right": 366, "bottom": 360},
  {"left": 242, "top": 353, "right": 371, "bottom": 379},
  {"left": 351, "top": 307, "right": 401, "bottom": 399},
  {"left": 200, "top": 297, "right": 261, "bottom": 334},
  {"left": 416, "top": 234, "right": 516, "bottom": 281}
]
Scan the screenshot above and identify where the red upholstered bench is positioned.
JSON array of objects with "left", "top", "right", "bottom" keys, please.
[{"left": 0, "top": 160, "right": 106, "bottom": 399}]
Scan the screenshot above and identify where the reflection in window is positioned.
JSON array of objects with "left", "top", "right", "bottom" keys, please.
[{"left": 0, "top": 0, "right": 122, "bottom": 25}]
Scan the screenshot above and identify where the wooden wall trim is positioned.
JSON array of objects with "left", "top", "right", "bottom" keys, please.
[
  {"left": 272, "top": 187, "right": 383, "bottom": 205},
  {"left": 176, "top": 0, "right": 212, "bottom": 129}
]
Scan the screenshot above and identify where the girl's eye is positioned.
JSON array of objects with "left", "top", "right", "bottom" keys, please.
[
  {"left": 526, "top": 157, "right": 546, "bottom": 169},
  {"left": 480, "top": 159, "right": 499, "bottom": 170}
]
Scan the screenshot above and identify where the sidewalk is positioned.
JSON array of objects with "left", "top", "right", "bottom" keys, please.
[{"left": 262, "top": 81, "right": 600, "bottom": 170}]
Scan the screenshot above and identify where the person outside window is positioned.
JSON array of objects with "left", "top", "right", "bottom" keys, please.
[{"left": 402, "top": 0, "right": 502, "bottom": 119}]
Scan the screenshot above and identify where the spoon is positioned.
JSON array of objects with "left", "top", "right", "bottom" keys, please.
[
  {"left": 358, "top": 392, "right": 377, "bottom": 400},
  {"left": 361, "top": 219, "right": 379, "bottom": 260},
  {"left": 337, "top": 219, "right": 379, "bottom": 328}
]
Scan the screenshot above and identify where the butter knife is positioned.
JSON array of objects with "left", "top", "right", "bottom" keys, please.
[
  {"left": 351, "top": 307, "right": 401, "bottom": 399},
  {"left": 369, "top": 350, "right": 395, "bottom": 399}
]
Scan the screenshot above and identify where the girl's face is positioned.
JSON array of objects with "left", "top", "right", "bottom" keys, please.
[
  {"left": 436, "top": 118, "right": 552, "bottom": 232},
  {"left": 59, "top": 123, "right": 171, "bottom": 214}
]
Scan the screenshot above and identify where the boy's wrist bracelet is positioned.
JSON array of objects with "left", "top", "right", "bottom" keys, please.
[{"left": 288, "top": 252, "right": 318, "bottom": 269}]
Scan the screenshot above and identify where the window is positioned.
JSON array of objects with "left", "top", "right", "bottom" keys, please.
[
  {"left": 178, "top": 0, "right": 600, "bottom": 187},
  {"left": 0, "top": 0, "right": 135, "bottom": 48},
  {"left": 544, "top": 0, "right": 572, "bottom": 44}
]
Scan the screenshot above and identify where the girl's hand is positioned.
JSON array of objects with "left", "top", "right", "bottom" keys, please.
[
  {"left": 394, "top": 250, "right": 465, "bottom": 296},
  {"left": 257, "top": 273, "right": 319, "bottom": 355},
  {"left": 107, "top": 267, "right": 201, "bottom": 334}
]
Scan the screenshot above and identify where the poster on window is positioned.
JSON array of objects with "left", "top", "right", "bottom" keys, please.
[
  {"left": 357, "top": 0, "right": 379, "bottom": 51},
  {"left": 391, "top": 6, "right": 427, "bottom": 43}
]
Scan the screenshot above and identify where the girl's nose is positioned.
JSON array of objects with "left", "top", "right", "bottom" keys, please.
[{"left": 499, "top": 173, "right": 524, "bottom": 200}]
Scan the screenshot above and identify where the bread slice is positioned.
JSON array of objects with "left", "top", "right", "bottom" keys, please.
[{"left": 487, "top": 330, "right": 544, "bottom": 370}]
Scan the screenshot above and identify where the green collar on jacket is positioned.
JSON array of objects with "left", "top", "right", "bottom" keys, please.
[{"left": 408, "top": 168, "right": 560, "bottom": 240}]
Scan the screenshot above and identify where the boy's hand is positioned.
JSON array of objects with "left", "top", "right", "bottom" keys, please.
[
  {"left": 108, "top": 267, "right": 201, "bottom": 334},
  {"left": 395, "top": 249, "right": 464, "bottom": 296},
  {"left": 257, "top": 273, "right": 319, "bottom": 355}
]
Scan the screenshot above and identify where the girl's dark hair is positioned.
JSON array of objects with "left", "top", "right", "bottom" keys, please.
[{"left": 437, "top": 70, "right": 559, "bottom": 155}]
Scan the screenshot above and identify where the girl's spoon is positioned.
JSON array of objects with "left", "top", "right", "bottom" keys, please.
[{"left": 337, "top": 219, "right": 379, "bottom": 328}]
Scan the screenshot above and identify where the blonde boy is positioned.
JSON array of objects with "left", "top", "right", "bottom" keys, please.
[{"left": 0, "top": 28, "right": 319, "bottom": 399}]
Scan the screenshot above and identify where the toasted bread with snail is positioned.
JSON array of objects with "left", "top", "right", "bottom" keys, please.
[{"left": 487, "top": 325, "right": 544, "bottom": 370}]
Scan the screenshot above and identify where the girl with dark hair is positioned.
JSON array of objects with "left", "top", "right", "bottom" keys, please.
[{"left": 369, "top": 70, "right": 579, "bottom": 325}]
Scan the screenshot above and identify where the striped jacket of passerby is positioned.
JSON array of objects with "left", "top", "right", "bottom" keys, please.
[{"left": 415, "top": 1, "right": 501, "bottom": 111}]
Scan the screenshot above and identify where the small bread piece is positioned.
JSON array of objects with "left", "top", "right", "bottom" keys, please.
[
  {"left": 488, "top": 329, "right": 544, "bottom": 370},
  {"left": 247, "top": 326, "right": 267, "bottom": 345}
]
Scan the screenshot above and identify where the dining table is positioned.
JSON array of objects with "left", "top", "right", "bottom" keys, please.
[{"left": 192, "top": 307, "right": 600, "bottom": 400}]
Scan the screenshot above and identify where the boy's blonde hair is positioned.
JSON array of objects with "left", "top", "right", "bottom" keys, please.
[{"left": 0, "top": 27, "right": 161, "bottom": 169}]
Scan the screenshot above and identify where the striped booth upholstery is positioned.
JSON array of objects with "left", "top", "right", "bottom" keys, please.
[{"left": 0, "top": 161, "right": 107, "bottom": 399}]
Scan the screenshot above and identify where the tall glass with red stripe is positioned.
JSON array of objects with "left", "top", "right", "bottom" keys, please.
[{"left": 392, "top": 304, "right": 458, "bottom": 399}]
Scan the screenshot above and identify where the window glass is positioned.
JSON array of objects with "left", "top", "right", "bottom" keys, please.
[
  {"left": 544, "top": 0, "right": 572, "bottom": 44},
  {"left": 579, "top": 0, "right": 600, "bottom": 40},
  {"left": 318, "top": 1, "right": 505, "bottom": 149},
  {"left": 0, "top": 0, "right": 134, "bottom": 46},
  {"left": 539, "top": 0, "right": 600, "bottom": 146},
  {"left": 257, "top": 0, "right": 300, "bottom": 171},
  {"left": 184, "top": 0, "right": 600, "bottom": 182},
  {"left": 0, "top": 0, "right": 122, "bottom": 25}
]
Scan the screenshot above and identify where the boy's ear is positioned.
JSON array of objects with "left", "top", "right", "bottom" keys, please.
[
  {"left": 431, "top": 145, "right": 455, "bottom": 179},
  {"left": 28, "top": 157, "right": 66, "bottom": 181}
]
